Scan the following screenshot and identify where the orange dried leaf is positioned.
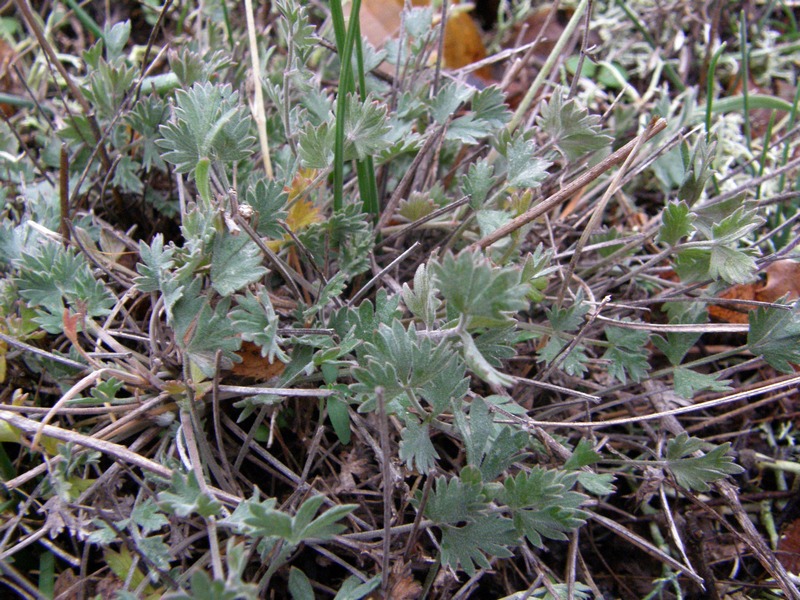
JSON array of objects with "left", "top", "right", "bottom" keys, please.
[
  {"left": 709, "top": 260, "right": 800, "bottom": 323},
  {"left": 358, "top": 0, "right": 404, "bottom": 51},
  {"left": 285, "top": 197, "right": 322, "bottom": 231},
  {"left": 707, "top": 284, "right": 757, "bottom": 324},
  {"left": 357, "top": 0, "right": 490, "bottom": 79},
  {"left": 232, "top": 341, "right": 286, "bottom": 381},
  {"left": 756, "top": 260, "right": 800, "bottom": 303}
]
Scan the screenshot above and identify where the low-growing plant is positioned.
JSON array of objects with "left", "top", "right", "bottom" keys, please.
[{"left": 1, "top": 0, "right": 799, "bottom": 597}]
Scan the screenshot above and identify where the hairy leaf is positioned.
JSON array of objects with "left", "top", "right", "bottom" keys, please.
[
  {"left": 673, "top": 367, "right": 732, "bottom": 399},
  {"left": 505, "top": 137, "right": 551, "bottom": 188},
  {"left": 652, "top": 302, "right": 706, "bottom": 366},
  {"left": 461, "top": 159, "right": 496, "bottom": 209},
  {"left": 747, "top": 301, "right": 800, "bottom": 373},
  {"left": 401, "top": 262, "right": 441, "bottom": 327},
  {"left": 422, "top": 475, "right": 487, "bottom": 525},
  {"left": 343, "top": 94, "right": 392, "bottom": 161},
  {"left": 243, "top": 178, "right": 289, "bottom": 239},
  {"left": 500, "top": 468, "right": 588, "bottom": 547},
  {"left": 439, "top": 516, "right": 516, "bottom": 575},
  {"left": 665, "top": 433, "right": 744, "bottom": 492},
  {"left": 456, "top": 397, "right": 528, "bottom": 481},
  {"left": 433, "top": 251, "right": 528, "bottom": 327},
  {"left": 157, "top": 82, "right": 254, "bottom": 175},
  {"left": 602, "top": 323, "right": 650, "bottom": 384},
  {"left": 537, "top": 92, "right": 612, "bottom": 160},
  {"left": 16, "top": 243, "right": 114, "bottom": 334},
  {"left": 658, "top": 201, "right": 694, "bottom": 245},
  {"left": 230, "top": 288, "right": 289, "bottom": 363},
  {"left": 210, "top": 230, "right": 268, "bottom": 296},
  {"left": 157, "top": 471, "right": 221, "bottom": 518},
  {"left": 399, "top": 417, "right": 439, "bottom": 473},
  {"left": 171, "top": 279, "right": 241, "bottom": 376}
]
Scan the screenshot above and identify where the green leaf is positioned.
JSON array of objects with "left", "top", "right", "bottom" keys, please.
[
  {"left": 327, "top": 395, "right": 351, "bottom": 445},
  {"left": 564, "top": 438, "right": 602, "bottom": 470},
  {"left": 537, "top": 336, "right": 589, "bottom": 377},
  {"left": 433, "top": 251, "right": 528, "bottom": 326},
  {"left": 674, "top": 247, "right": 711, "bottom": 282},
  {"left": 658, "top": 201, "right": 694, "bottom": 245},
  {"left": 343, "top": 94, "right": 392, "bottom": 161},
  {"left": 172, "top": 280, "right": 241, "bottom": 376},
  {"left": 104, "top": 21, "right": 131, "bottom": 61},
  {"left": 708, "top": 244, "right": 758, "bottom": 284},
  {"left": 500, "top": 468, "right": 587, "bottom": 547},
  {"left": 747, "top": 301, "right": 800, "bottom": 373},
  {"left": 707, "top": 205, "right": 765, "bottom": 243},
  {"left": 332, "top": 575, "right": 381, "bottom": 600},
  {"left": 601, "top": 323, "right": 650, "bottom": 384},
  {"left": 537, "top": 92, "right": 612, "bottom": 160},
  {"left": 471, "top": 85, "right": 511, "bottom": 129},
  {"left": 460, "top": 329, "right": 516, "bottom": 388},
  {"left": 673, "top": 367, "right": 732, "bottom": 399},
  {"left": 131, "top": 498, "right": 169, "bottom": 534},
  {"left": 520, "top": 245, "right": 554, "bottom": 301},
  {"left": 161, "top": 569, "right": 254, "bottom": 600},
  {"left": 430, "top": 81, "right": 473, "bottom": 124},
  {"left": 446, "top": 114, "right": 493, "bottom": 144},
  {"left": 229, "top": 288, "right": 289, "bottom": 363},
  {"left": 665, "top": 432, "right": 744, "bottom": 492},
  {"left": 243, "top": 177, "right": 289, "bottom": 239},
  {"left": 16, "top": 242, "right": 114, "bottom": 334},
  {"left": 125, "top": 93, "right": 168, "bottom": 172},
  {"left": 457, "top": 397, "right": 528, "bottom": 481},
  {"left": 545, "top": 295, "right": 590, "bottom": 332},
  {"left": 241, "top": 500, "right": 294, "bottom": 539},
  {"left": 399, "top": 416, "right": 439, "bottom": 472},
  {"left": 156, "top": 82, "right": 255, "bottom": 176},
  {"left": 288, "top": 568, "right": 315, "bottom": 600},
  {"left": 461, "top": 159, "right": 496, "bottom": 209},
  {"left": 505, "top": 137, "right": 551, "bottom": 188},
  {"left": 134, "top": 233, "right": 183, "bottom": 323},
  {"left": 652, "top": 302, "right": 706, "bottom": 366},
  {"left": 439, "top": 515, "right": 517, "bottom": 575},
  {"left": 422, "top": 475, "right": 487, "bottom": 525},
  {"left": 351, "top": 320, "right": 456, "bottom": 410},
  {"left": 138, "top": 535, "right": 171, "bottom": 570},
  {"left": 84, "top": 59, "right": 136, "bottom": 120},
  {"left": 111, "top": 156, "right": 144, "bottom": 195},
  {"left": 677, "top": 135, "right": 716, "bottom": 205},
  {"left": 577, "top": 472, "right": 616, "bottom": 496},
  {"left": 418, "top": 357, "right": 469, "bottom": 417},
  {"left": 210, "top": 230, "right": 268, "bottom": 296},
  {"left": 298, "top": 120, "right": 335, "bottom": 168},
  {"left": 475, "top": 209, "right": 512, "bottom": 241},
  {"left": 401, "top": 262, "right": 441, "bottom": 328},
  {"left": 157, "top": 471, "right": 221, "bottom": 518},
  {"left": 329, "top": 290, "right": 402, "bottom": 347},
  {"left": 297, "top": 499, "right": 355, "bottom": 541}
]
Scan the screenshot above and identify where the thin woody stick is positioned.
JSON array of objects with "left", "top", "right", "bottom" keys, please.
[{"left": 467, "top": 117, "right": 667, "bottom": 252}]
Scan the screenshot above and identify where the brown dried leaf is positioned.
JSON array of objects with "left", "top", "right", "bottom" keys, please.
[
  {"left": 0, "top": 38, "right": 21, "bottom": 117},
  {"left": 778, "top": 518, "right": 800, "bottom": 574},
  {"left": 336, "top": 449, "right": 370, "bottom": 492}
]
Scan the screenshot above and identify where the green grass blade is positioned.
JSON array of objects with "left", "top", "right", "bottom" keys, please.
[
  {"left": 705, "top": 41, "right": 727, "bottom": 143},
  {"left": 330, "top": 0, "right": 360, "bottom": 212},
  {"left": 354, "top": 15, "right": 379, "bottom": 216}
]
